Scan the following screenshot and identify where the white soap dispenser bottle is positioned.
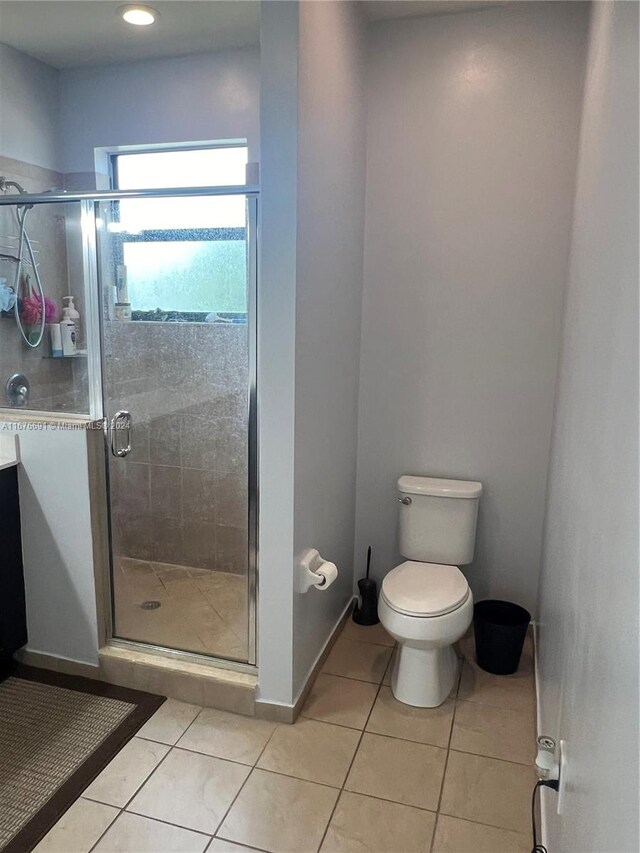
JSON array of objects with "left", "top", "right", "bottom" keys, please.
[
  {"left": 63, "top": 296, "right": 80, "bottom": 333},
  {"left": 60, "top": 296, "right": 78, "bottom": 356}
]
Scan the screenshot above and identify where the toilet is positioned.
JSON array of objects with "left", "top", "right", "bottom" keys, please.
[{"left": 378, "top": 475, "right": 482, "bottom": 708}]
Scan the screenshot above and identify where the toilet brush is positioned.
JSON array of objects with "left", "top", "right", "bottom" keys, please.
[{"left": 353, "top": 546, "right": 380, "bottom": 626}]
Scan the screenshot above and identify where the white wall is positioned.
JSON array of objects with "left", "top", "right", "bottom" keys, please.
[
  {"left": 293, "top": 0, "right": 367, "bottom": 697},
  {"left": 59, "top": 46, "right": 260, "bottom": 176},
  {"left": 0, "top": 43, "right": 60, "bottom": 170},
  {"left": 257, "top": 0, "right": 367, "bottom": 707},
  {"left": 537, "top": 3, "right": 639, "bottom": 850},
  {"left": 12, "top": 425, "right": 99, "bottom": 665},
  {"left": 256, "top": 0, "right": 298, "bottom": 707},
  {"left": 355, "top": 2, "right": 588, "bottom": 614}
]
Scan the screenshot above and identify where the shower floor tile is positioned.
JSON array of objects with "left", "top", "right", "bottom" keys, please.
[{"left": 113, "top": 558, "right": 248, "bottom": 661}]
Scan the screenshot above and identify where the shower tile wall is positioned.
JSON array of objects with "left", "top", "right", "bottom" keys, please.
[
  {"left": 0, "top": 154, "right": 88, "bottom": 413},
  {"left": 105, "top": 321, "right": 248, "bottom": 574}
]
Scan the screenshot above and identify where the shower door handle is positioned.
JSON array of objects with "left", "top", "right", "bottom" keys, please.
[{"left": 110, "top": 410, "right": 132, "bottom": 458}]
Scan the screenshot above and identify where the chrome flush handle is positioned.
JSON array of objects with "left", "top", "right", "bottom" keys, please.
[{"left": 398, "top": 496, "right": 412, "bottom": 505}]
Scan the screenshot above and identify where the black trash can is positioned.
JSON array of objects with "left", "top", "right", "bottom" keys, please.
[{"left": 473, "top": 600, "right": 531, "bottom": 675}]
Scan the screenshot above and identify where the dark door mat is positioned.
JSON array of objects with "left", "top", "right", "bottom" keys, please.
[{"left": 0, "top": 663, "right": 165, "bottom": 852}]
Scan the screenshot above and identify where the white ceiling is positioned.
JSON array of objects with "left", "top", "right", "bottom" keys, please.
[
  {"left": 0, "top": 1, "right": 260, "bottom": 69},
  {"left": 0, "top": 0, "right": 510, "bottom": 71},
  {"left": 362, "top": 1, "right": 510, "bottom": 22}
]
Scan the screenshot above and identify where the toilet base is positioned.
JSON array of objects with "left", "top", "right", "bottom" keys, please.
[{"left": 391, "top": 643, "right": 459, "bottom": 708}]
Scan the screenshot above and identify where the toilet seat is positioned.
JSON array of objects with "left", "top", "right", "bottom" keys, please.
[{"left": 381, "top": 561, "right": 469, "bottom": 617}]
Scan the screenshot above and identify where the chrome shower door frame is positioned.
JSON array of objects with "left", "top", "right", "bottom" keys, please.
[{"left": 79, "top": 188, "right": 259, "bottom": 669}]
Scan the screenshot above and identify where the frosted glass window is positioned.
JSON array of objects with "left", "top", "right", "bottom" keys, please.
[
  {"left": 110, "top": 146, "right": 248, "bottom": 316},
  {"left": 123, "top": 239, "right": 247, "bottom": 313},
  {"left": 114, "top": 147, "right": 248, "bottom": 189},
  {"left": 113, "top": 146, "right": 248, "bottom": 231},
  {"left": 115, "top": 196, "right": 246, "bottom": 232}
]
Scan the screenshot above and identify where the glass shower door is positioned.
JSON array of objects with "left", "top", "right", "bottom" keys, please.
[{"left": 95, "top": 191, "right": 256, "bottom": 664}]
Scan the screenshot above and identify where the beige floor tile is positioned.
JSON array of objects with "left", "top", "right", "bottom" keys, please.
[
  {"left": 382, "top": 650, "right": 395, "bottom": 686},
  {"left": 137, "top": 698, "right": 202, "bottom": 745},
  {"left": 450, "top": 700, "right": 535, "bottom": 764},
  {"left": 302, "top": 673, "right": 378, "bottom": 730},
  {"left": 320, "top": 791, "right": 435, "bottom": 853},
  {"left": 340, "top": 621, "right": 395, "bottom": 647},
  {"left": 177, "top": 707, "right": 277, "bottom": 765},
  {"left": 218, "top": 768, "right": 338, "bottom": 853},
  {"left": 457, "top": 660, "right": 535, "bottom": 712},
  {"left": 345, "top": 732, "right": 446, "bottom": 811},
  {"left": 432, "top": 814, "right": 530, "bottom": 853},
  {"left": 207, "top": 841, "right": 261, "bottom": 852},
  {"left": 440, "top": 750, "right": 536, "bottom": 833},
  {"left": 83, "top": 737, "right": 169, "bottom": 808},
  {"left": 93, "top": 812, "right": 209, "bottom": 853},
  {"left": 33, "top": 798, "right": 119, "bottom": 853},
  {"left": 257, "top": 718, "right": 360, "bottom": 787},
  {"left": 128, "top": 748, "right": 249, "bottom": 835},
  {"left": 322, "top": 638, "right": 392, "bottom": 683},
  {"left": 366, "top": 686, "right": 455, "bottom": 748}
]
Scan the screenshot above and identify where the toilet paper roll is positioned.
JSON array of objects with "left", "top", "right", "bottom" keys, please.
[{"left": 314, "top": 562, "right": 338, "bottom": 590}]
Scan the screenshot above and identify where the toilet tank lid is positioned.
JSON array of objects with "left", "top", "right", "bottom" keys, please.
[{"left": 398, "top": 476, "right": 483, "bottom": 498}]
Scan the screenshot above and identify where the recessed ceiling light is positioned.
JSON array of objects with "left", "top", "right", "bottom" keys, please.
[{"left": 118, "top": 4, "right": 158, "bottom": 26}]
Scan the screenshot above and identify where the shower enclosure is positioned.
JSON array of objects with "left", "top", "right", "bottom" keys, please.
[
  {"left": 0, "top": 197, "right": 90, "bottom": 412},
  {"left": 0, "top": 185, "right": 258, "bottom": 667}
]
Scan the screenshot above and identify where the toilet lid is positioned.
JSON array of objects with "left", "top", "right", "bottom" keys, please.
[{"left": 381, "top": 561, "right": 469, "bottom": 617}]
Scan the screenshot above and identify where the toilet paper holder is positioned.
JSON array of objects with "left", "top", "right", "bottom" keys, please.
[{"left": 297, "top": 548, "right": 338, "bottom": 594}]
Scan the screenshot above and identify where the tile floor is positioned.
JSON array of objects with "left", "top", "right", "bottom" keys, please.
[
  {"left": 35, "top": 621, "right": 536, "bottom": 853},
  {"left": 113, "top": 558, "right": 248, "bottom": 660}
]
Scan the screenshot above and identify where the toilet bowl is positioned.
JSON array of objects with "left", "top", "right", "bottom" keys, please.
[
  {"left": 379, "top": 560, "right": 473, "bottom": 707},
  {"left": 379, "top": 475, "right": 482, "bottom": 708}
]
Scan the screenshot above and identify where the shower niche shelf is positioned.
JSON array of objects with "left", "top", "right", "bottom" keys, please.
[{"left": 42, "top": 351, "right": 88, "bottom": 360}]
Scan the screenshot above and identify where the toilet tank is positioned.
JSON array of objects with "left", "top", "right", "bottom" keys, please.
[{"left": 398, "top": 476, "right": 482, "bottom": 565}]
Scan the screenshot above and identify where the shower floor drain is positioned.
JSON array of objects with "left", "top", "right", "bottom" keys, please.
[{"left": 141, "top": 600, "right": 162, "bottom": 610}]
